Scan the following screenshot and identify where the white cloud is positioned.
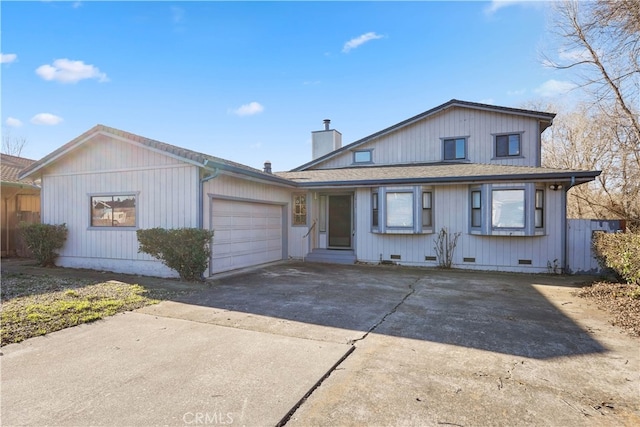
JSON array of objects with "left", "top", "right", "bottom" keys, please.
[
  {"left": 485, "top": 0, "right": 520, "bottom": 15},
  {"left": 231, "top": 102, "right": 264, "bottom": 117},
  {"left": 30, "top": 113, "right": 64, "bottom": 126},
  {"left": 36, "top": 59, "right": 108, "bottom": 83},
  {"left": 1, "top": 53, "right": 17, "bottom": 64},
  {"left": 559, "top": 48, "right": 593, "bottom": 63},
  {"left": 342, "top": 32, "right": 384, "bottom": 53},
  {"left": 534, "top": 79, "right": 577, "bottom": 97},
  {"left": 72, "top": 1, "right": 83, "bottom": 8},
  {"left": 485, "top": 0, "right": 547, "bottom": 16},
  {"left": 6, "top": 117, "right": 23, "bottom": 127}
]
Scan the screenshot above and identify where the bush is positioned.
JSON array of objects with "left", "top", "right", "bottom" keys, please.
[
  {"left": 593, "top": 230, "right": 640, "bottom": 285},
  {"left": 137, "top": 228, "right": 214, "bottom": 281},
  {"left": 18, "top": 223, "right": 68, "bottom": 267}
]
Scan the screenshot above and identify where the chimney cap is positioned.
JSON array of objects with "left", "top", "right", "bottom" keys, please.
[
  {"left": 263, "top": 160, "right": 272, "bottom": 174},
  {"left": 323, "top": 119, "right": 331, "bottom": 130}
]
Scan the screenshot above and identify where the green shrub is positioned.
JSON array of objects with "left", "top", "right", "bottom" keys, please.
[
  {"left": 593, "top": 230, "right": 640, "bottom": 285},
  {"left": 18, "top": 223, "right": 68, "bottom": 267},
  {"left": 137, "top": 228, "right": 214, "bottom": 281}
]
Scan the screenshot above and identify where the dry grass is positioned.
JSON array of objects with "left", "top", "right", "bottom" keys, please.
[
  {"left": 0, "top": 273, "right": 178, "bottom": 346},
  {"left": 576, "top": 282, "right": 640, "bottom": 336}
]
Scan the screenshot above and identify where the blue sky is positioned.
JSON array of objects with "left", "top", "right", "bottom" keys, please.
[{"left": 1, "top": 1, "right": 576, "bottom": 171}]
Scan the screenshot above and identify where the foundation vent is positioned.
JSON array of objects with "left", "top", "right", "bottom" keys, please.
[
  {"left": 463, "top": 257, "right": 476, "bottom": 263},
  {"left": 425, "top": 255, "right": 437, "bottom": 261},
  {"left": 518, "top": 259, "right": 532, "bottom": 265},
  {"left": 390, "top": 254, "right": 401, "bottom": 260}
]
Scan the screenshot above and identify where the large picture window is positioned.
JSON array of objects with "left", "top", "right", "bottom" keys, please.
[
  {"left": 492, "top": 189, "right": 525, "bottom": 228},
  {"left": 386, "top": 192, "right": 414, "bottom": 228},
  {"left": 91, "top": 194, "right": 136, "bottom": 227}
]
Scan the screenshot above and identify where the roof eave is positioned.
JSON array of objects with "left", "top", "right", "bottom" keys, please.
[{"left": 289, "top": 170, "right": 601, "bottom": 188}]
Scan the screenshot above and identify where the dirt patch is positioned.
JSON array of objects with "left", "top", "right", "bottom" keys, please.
[{"left": 576, "top": 281, "right": 640, "bottom": 336}]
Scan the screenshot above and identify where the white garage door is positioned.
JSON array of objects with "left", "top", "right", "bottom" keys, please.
[{"left": 210, "top": 199, "right": 283, "bottom": 274}]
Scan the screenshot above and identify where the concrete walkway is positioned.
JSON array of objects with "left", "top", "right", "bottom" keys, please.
[{"left": 2, "top": 260, "right": 639, "bottom": 426}]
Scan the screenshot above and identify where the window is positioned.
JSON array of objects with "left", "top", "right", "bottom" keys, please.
[
  {"left": 443, "top": 138, "right": 466, "bottom": 160},
  {"left": 292, "top": 194, "right": 307, "bottom": 226},
  {"left": 495, "top": 134, "right": 521, "bottom": 157},
  {"left": 492, "top": 189, "right": 525, "bottom": 228},
  {"left": 471, "top": 190, "right": 482, "bottom": 228},
  {"left": 422, "top": 192, "right": 432, "bottom": 227},
  {"left": 372, "top": 192, "right": 379, "bottom": 227},
  {"left": 535, "top": 189, "right": 544, "bottom": 228},
  {"left": 354, "top": 150, "right": 372, "bottom": 163},
  {"left": 91, "top": 194, "right": 136, "bottom": 227},
  {"left": 319, "top": 195, "right": 327, "bottom": 232},
  {"left": 386, "top": 192, "right": 414, "bottom": 228}
]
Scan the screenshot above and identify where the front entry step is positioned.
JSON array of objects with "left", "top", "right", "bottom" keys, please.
[{"left": 305, "top": 249, "right": 356, "bottom": 265}]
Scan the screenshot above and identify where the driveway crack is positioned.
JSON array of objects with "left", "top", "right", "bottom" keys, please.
[
  {"left": 348, "top": 277, "right": 419, "bottom": 344},
  {"left": 276, "top": 277, "right": 420, "bottom": 426}
]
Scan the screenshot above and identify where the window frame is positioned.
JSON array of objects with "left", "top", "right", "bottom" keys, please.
[
  {"left": 89, "top": 192, "right": 139, "bottom": 229},
  {"left": 371, "top": 186, "right": 434, "bottom": 234},
  {"left": 292, "top": 193, "right": 308, "bottom": 226},
  {"left": 442, "top": 137, "right": 468, "bottom": 161},
  {"left": 471, "top": 189, "right": 482, "bottom": 229},
  {"left": 353, "top": 149, "right": 373, "bottom": 164},
  {"left": 494, "top": 133, "right": 523, "bottom": 158},
  {"left": 422, "top": 191, "right": 433, "bottom": 228},
  {"left": 535, "top": 189, "right": 544, "bottom": 228},
  {"left": 491, "top": 188, "right": 526, "bottom": 229}
]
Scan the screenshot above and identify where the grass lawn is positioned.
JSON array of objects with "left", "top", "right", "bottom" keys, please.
[{"left": 1, "top": 273, "right": 179, "bottom": 346}]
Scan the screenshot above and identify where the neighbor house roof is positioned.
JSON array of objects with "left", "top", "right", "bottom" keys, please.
[
  {"left": 1, "top": 153, "right": 39, "bottom": 187},
  {"left": 18, "top": 125, "right": 294, "bottom": 187},
  {"left": 277, "top": 162, "right": 600, "bottom": 188},
  {"left": 291, "top": 99, "right": 556, "bottom": 172}
]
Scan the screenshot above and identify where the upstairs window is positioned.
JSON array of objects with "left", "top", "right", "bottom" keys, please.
[
  {"left": 495, "top": 133, "right": 521, "bottom": 157},
  {"left": 353, "top": 150, "right": 373, "bottom": 164},
  {"left": 443, "top": 137, "right": 466, "bottom": 161},
  {"left": 292, "top": 193, "right": 307, "bottom": 226},
  {"left": 91, "top": 194, "right": 137, "bottom": 227}
]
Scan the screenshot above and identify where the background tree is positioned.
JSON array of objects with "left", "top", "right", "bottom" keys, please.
[
  {"left": 1, "top": 130, "right": 28, "bottom": 157},
  {"left": 541, "top": 0, "right": 639, "bottom": 228}
]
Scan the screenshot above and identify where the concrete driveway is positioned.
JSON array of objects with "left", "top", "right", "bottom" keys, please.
[{"left": 2, "top": 262, "right": 639, "bottom": 426}]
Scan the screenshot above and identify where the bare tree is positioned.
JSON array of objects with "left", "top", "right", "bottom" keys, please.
[
  {"left": 542, "top": 0, "right": 640, "bottom": 228},
  {"left": 2, "top": 130, "right": 28, "bottom": 157},
  {"left": 541, "top": 103, "right": 640, "bottom": 225}
]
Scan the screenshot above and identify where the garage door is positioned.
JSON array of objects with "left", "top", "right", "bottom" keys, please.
[{"left": 210, "top": 199, "right": 283, "bottom": 274}]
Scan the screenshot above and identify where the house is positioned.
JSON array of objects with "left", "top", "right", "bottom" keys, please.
[
  {"left": 1, "top": 154, "right": 41, "bottom": 257},
  {"left": 18, "top": 99, "right": 600, "bottom": 277}
]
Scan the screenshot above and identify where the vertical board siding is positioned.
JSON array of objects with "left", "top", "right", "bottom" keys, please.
[
  {"left": 355, "top": 184, "right": 563, "bottom": 273},
  {"left": 567, "top": 219, "right": 623, "bottom": 274},
  {"left": 41, "top": 136, "right": 198, "bottom": 277},
  {"left": 317, "top": 108, "right": 540, "bottom": 169}
]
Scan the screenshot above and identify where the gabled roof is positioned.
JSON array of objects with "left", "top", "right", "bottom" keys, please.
[
  {"left": 18, "top": 125, "right": 294, "bottom": 186},
  {"left": 291, "top": 99, "right": 556, "bottom": 172},
  {"left": 1, "top": 153, "right": 39, "bottom": 187},
  {"left": 277, "top": 162, "right": 600, "bottom": 188}
]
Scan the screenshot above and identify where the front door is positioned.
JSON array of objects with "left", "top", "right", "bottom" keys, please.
[{"left": 328, "top": 195, "right": 352, "bottom": 248}]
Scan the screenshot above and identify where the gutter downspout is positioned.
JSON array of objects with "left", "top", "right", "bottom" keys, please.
[
  {"left": 198, "top": 162, "right": 221, "bottom": 280},
  {"left": 562, "top": 176, "right": 576, "bottom": 274}
]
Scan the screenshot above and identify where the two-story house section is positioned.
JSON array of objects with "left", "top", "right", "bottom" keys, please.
[
  {"left": 20, "top": 99, "right": 600, "bottom": 277},
  {"left": 278, "top": 99, "right": 600, "bottom": 273}
]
